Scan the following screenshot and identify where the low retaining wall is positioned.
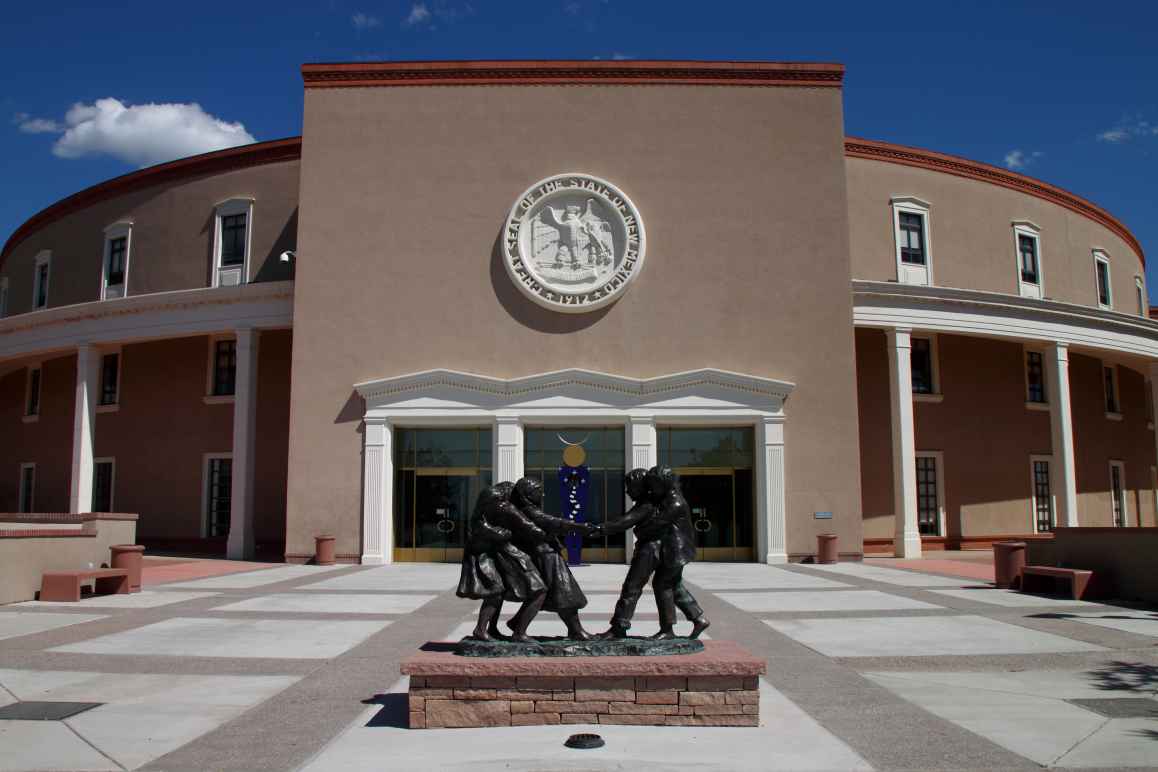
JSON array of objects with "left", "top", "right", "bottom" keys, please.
[
  {"left": 0, "top": 513, "right": 137, "bottom": 605},
  {"left": 1024, "top": 527, "right": 1158, "bottom": 603},
  {"left": 402, "top": 640, "right": 765, "bottom": 729}
]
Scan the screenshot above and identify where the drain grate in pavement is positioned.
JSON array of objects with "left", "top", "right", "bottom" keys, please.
[
  {"left": 0, "top": 701, "right": 103, "bottom": 720},
  {"left": 1066, "top": 698, "right": 1158, "bottom": 718}
]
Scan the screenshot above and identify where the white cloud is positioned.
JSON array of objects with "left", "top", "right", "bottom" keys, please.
[
  {"left": 1003, "top": 149, "right": 1042, "bottom": 171},
  {"left": 611, "top": 52, "right": 632, "bottom": 60},
  {"left": 564, "top": 1, "right": 581, "bottom": 13},
  {"left": 352, "top": 12, "right": 382, "bottom": 30},
  {"left": 404, "top": 3, "right": 431, "bottom": 25},
  {"left": 1097, "top": 118, "right": 1158, "bottom": 143},
  {"left": 17, "top": 98, "right": 255, "bottom": 167}
]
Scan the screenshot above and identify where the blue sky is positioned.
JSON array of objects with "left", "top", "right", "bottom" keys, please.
[{"left": 3, "top": 1, "right": 1155, "bottom": 283}]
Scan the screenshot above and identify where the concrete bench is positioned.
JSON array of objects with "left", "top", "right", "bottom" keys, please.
[
  {"left": 40, "top": 569, "right": 129, "bottom": 602},
  {"left": 1020, "top": 565, "right": 1096, "bottom": 600}
]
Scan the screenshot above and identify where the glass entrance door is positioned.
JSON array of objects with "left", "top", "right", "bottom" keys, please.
[{"left": 413, "top": 471, "right": 474, "bottom": 562}]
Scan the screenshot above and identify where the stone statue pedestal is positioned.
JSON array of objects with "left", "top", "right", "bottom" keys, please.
[{"left": 401, "top": 640, "right": 765, "bottom": 729}]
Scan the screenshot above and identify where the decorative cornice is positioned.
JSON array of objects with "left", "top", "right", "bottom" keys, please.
[
  {"left": 845, "top": 137, "right": 1144, "bottom": 266},
  {"left": 0, "top": 137, "right": 302, "bottom": 268},
  {"left": 301, "top": 60, "right": 845, "bottom": 89}
]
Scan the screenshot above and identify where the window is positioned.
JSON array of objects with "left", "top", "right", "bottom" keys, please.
[
  {"left": 1030, "top": 457, "right": 1054, "bottom": 533},
  {"left": 25, "top": 366, "right": 41, "bottom": 418},
  {"left": 1094, "top": 251, "right": 1112, "bottom": 309},
  {"left": 102, "top": 223, "right": 131, "bottom": 300},
  {"left": 1025, "top": 350, "right": 1047, "bottom": 404},
  {"left": 0, "top": 277, "right": 8, "bottom": 318},
  {"left": 1018, "top": 235, "right": 1039, "bottom": 283},
  {"left": 204, "top": 455, "right": 233, "bottom": 537},
  {"left": 1103, "top": 364, "right": 1120, "bottom": 416},
  {"left": 1109, "top": 460, "right": 1127, "bottom": 527},
  {"left": 92, "top": 459, "right": 114, "bottom": 512},
  {"left": 1012, "top": 222, "right": 1043, "bottom": 299},
  {"left": 18, "top": 463, "right": 36, "bottom": 513},
  {"left": 892, "top": 197, "right": 932, "bottom": 286},
  {"left": 99, "top": 352, "right": 120, "bottom": 406},
  {"left": 1136, "top": 277, "right": 1146, "bottom": 317},
  {"left": 211, "top": 339, "right": 237, "bottom": 396},
  {"left": 910, "top": 336, "right": 938, "bottom": 395},
  {"left": 915, "top": 452, "right": 944, "bottom": 536},
  {"left": 212, "top": 198, "right": 253, "bottom": 287},
  {"left": 33, "top": 251, "right": 50, "bottom": 310}
]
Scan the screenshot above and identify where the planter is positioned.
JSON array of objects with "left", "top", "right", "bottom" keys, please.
[
  {"left": 816, "top": 533, "right": 838, "bottom": 564},
  {"left": 315, "top": 535, "right": 336, "bottom": 565},
  {"left": 992, "top": 540, "right": 1027, "bottom": 589},
  {"left": 109, "top": 544, "right": 145, "bottom": 592}
]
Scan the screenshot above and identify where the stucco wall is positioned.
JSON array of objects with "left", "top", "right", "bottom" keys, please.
[
  {"left": 0, "top": 160, "right": 299, "bottom": 317},
  {"left": 289, "top": 84, "right": 863, "bottom": 561},
  {"left": 0, "top": 355, "right": 75, "bottom": 513},
  {"left": 846, "top": 157, "right": 1146, "bottom": 313}
]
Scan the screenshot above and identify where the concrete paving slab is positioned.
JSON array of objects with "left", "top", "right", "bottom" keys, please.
[
  {"left": 0, "top": 669, "right": 298, "bottom": 770},
  {"left": 50, "top": 617, "right": 390, "bottom": 659},
  {"left": 0, "top": 721, "right": 116, "bottom": 771},
  {"left": 1055, "top": 718, "right": 1158, "bottom": 767},
  {"left": 799, "top": 562, "right": 972, "bottom": 587},
  {"left": 765, "top": 615, "right": 1105, "bottom": 657},
  {"left": 684, "top": 564, "right": 851, "bottom": 590},
  {"left": 160, "top": 564, "right": 345, "bottom": 589},
  {"left": 15, "top": 591, "right": 218, "bottom": 609},
  {"left": 718, "top": 590, "right": 941, "bottom": 613},
  {"left": 927, "top": 588, "right": 1098, "bottom": 608},
  {"left": 859, "top": 668, "right": 1151, "bottom": 701},
  {"left": 294, "top": 565, "right": 459, "bottom": 591},
  {"left": 298, "top": 677, "right": 871, "bottom": 771},
  {"left": 213, "top": 593, "right": 437, "bottom": 615},
  {"left": 0, "top": 611, "right": 106, "bottom": 641},
  {"left": 1069, "top": 612, "right": 1158, "bottom": 637}
]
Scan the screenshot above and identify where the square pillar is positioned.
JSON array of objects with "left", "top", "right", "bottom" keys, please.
[
  {"left": 226, "top": 328, "right": 259, "bottom": 560},
  {"left": 1048, "top": 343, "right": 1079, "bottom": 527},
  {"left": 69, "top": 343, "right": 100, "bottom": 513},
  {"left": 361, "top": 418, "right": 392, "bottom": 565},
  {"left": 756, "top": 415, "right": 788, "bottom": 564},
  {"left": 625, "top": 415, "right": 657, "bottom": 563},
  {"left": 886, "top": 328, "right": 921, "bottom": 558},
  {"left": 494, "top": 415, "right": 524, "bottom": 484}
]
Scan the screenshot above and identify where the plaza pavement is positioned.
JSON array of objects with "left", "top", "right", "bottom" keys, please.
[{"left": 0, "top": 558, "right": 1154, "bottom": 770}]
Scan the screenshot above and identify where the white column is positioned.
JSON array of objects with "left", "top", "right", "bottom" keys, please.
[
  {"left": 886, "top": 328, "right": 921, "bottom": 558},
  {"left": 625, "top": 415, "right": 658, "bottom": 563},
  {"left": 226, "top": 328, "right": 258, "bottom": 560},
  {"left": 69, "top": 343, "right": 100, "bottom": 513},
  {"left": 756, "top": 415, "right": 788, "bottom": 564},
  {"left": 1048, "top": 343, "right": 1079, "bottom": 527},
  {"left": 494, "top": 415, "right": 524, "bottom": 484},
  {"left": 361, "top": 417, "right": 392, "bottom": 565}
]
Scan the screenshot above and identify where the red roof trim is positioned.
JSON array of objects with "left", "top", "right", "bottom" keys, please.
[
  {"left": 301, "top": 59, "right": 846, "bottom": 89},
  {"left": 845, "top": 137, "right": 1144, "bottom": 266}
]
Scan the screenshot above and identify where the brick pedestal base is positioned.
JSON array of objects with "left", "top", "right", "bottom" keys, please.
[{"left": 402, "top": 640, "right": 764, "bottom": 729}]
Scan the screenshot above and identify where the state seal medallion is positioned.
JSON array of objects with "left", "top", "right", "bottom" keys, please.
[{"left": 504, "top": 173, "right": 646, "bottom": 312}]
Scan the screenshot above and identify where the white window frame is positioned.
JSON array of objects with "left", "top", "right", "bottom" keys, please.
[
  {"left": 101, "top": 222, "right": 132, "bottom": 301},
  {"left": 1028, "top": 454, "right": 1056, "bottom": 533},
  {"left": 915, "top": 450, "right": 947, "bottom": 538},
  {"left": 1102, "top": 361, "right": 1122, "bottom": 420},
  {"left": 201, "top": 452, "right": 233, "bottom": 538},
  {"left": 96, "top": 346, "right": 122, "bottom": 413},
  {"left": 23, "top": 363, "right": 42, "bottom": 423},
  {"left": 212, "top": 198, "right": 254, "bottom": 288},
  {"left": 18, "top": 462, "right": 36, "bottom": 513},
  {"left": 203, "top": 334, "right": 237, "bottom": 404},
  {"left": 0, "top": 276, "right": 8, "bottom": 318},
  {"left": 32, "top": 251, "right": 51, "bottom": 310},
  {"left": 1023, "top": 345, "right": 1049, "bottom": 411},
  {"left": 1012, "top": 221, "right": 1043, "bottom": 299},
  {"left": 891, "top": 196, "right": 933, "bottom": 287},
  {"left": 1108, "top": 459, "right": 1128, "bottom": 527},
  {"left": 1135, "top": 276, "right": 1146, "bottom": 317},
  {"left": 92, "top": 457, "right": 116, "bottom": 512},
  {"left": 911, "top": 332, "right": 942, "bottom": 402},
  {"left": 1093, "top": 250, "right": 1113, "bottom": 310}
]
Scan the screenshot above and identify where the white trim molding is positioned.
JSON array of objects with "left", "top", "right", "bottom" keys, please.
[
  {"left": 354, "top": 368, "right": 795, "bottom": 565},
  {"left": 891, "top": 196, "right": 932, "bottom": 287},
  {"left": 101, "top": 221, "right": 132, "bottom": 301},
  {"left": 1012, "top": 220, "right": 1043, "bottom": 300},
  {"left": 212, "top": 197, "right": 254, "bottom": 288}
]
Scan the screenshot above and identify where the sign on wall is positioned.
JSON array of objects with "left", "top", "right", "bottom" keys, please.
[{"left": 503, "top": 173, "right": 646, "bottom": 313}]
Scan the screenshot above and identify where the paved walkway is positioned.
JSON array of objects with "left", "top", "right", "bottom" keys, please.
[{"left": 0, "top": 559, "right": 1155, "bottom": 770}]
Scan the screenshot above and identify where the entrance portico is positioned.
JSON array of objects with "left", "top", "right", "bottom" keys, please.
[{"left": 354, "top": 368, "right": 794, "bottom": 565}]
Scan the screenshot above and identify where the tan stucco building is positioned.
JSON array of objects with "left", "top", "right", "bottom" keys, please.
[{"left": 1, "top": 61, "right": 1154, "bottom": 565}]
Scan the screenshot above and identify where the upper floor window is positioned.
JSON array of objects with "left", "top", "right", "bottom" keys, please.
[
  {"left": 1104, "top": 364, "right": 1121, "bottom": 416},
  {"left": 99, "top": 352, "right": 120, "bottom": 406},
  {"left": 213, "top": 198, "right": 253, "bottom": 287},
  {"left": 1012, "top": 222, "right": 1042, "bottom": 299},
  {"left": 19, "top": 463, "right": 36, "bottom": 513},
  {"left": 102, "top": 223, "right": 131, "bottom": 300},
  {"left": 1025, "top": 349, "right": 1047, "bottom": 404},
  {"left": 910, "top": 335, "right": 938, "bottom": 395},
  {"left": 1135, "top": 277, "right": 1146, "bottom": 317},
  {"left": 0, "top": 277, "right": 8, "bottom": 318},
  {"left": 891, "top": 197, "right": 932, "bottom": 287},
  {"left": 33, "top": 251, "right": 50, "bottom": 310},
  {"left": 212, "top": 338, "right": 237, "bottom": 396},
  {"left": 1093, "top": 251, "right": 1112, "bottom": 309},
  {"left": 25, "top": 366, "right": 41, "bottom": 418}
]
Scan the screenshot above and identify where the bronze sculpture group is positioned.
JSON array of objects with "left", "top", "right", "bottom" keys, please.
[{"left": 457, "top": 467, "right": 710, "bottom": 643}]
